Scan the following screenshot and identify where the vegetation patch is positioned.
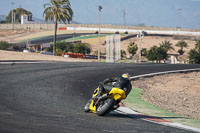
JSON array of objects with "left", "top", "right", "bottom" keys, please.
[{"left": 65, "top": 34, "right": 106, "bottom": 42}]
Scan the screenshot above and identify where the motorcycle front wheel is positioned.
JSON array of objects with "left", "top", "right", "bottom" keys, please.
[
  {"left": 84, "top": 101, "right": 91, "bottom": 112},
  {"left": 96, "top": 98, "right": 115, "bottom": 116}
]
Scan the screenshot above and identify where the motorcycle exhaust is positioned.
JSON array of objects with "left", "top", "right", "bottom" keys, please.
[{"left": 94, "top": 94, "right": 108, "bottom": 106}]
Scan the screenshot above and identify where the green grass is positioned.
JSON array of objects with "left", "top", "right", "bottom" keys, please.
[
  {"left": 124, "top": 88, "right": 200, "bottom": 128},
  {"left": 65, "top": 33, "right": 128, "bottom": 42},
  {"left": 65, "top": 34, "right": 106, "bottom": 42}
]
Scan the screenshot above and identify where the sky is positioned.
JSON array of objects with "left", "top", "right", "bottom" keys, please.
[{"left": 0, "top": 0, "right": 200, "bottom": 29}]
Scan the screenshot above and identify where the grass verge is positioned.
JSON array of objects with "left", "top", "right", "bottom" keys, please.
[
  {"left": 65, "top": 34, "right": 106, "bottom": 42},
  {"left": 123, "top": 88, "right": 200, "bottom": 128}
]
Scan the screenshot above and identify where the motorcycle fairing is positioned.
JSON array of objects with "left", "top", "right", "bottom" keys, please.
[
  {"left": 89, "top": 87, "right": 126, "bottom": 114},
  {"left": 109, "top": 88, "right": 126, "bottom": 101}
]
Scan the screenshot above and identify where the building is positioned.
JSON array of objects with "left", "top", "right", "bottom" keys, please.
[{"left": 21, "top": 14, "right": 28, "bottom": 24}]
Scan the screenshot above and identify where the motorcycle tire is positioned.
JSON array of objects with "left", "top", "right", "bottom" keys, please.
[
  {"left": 96, "top": 98, "right": 115, "bottom": 116},
  {"left": 84, "top": 101, "right": 91, "bottom": 112}
]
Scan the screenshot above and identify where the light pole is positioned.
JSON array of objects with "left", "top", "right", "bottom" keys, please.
[
  {"left": 178, "top": 8, "right": 182, "bottom": 29},
  {"left": 98, "top": 5, "right": 102, "bottom": 62},
  {"left": 11, "top": 2, "right": 15, "bottom": 30},
  {"left": 73, "top": 23, "right": 75, "bottom": 45},
  {"left": 122, "top": 8, "right": 127, "bottom": 26},
  {"left": 137, "top": 32, "right": 144, "bottom": 63}
]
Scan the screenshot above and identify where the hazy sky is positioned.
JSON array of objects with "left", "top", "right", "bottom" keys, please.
[{"left": 0, "top": 0, "right": 200, "bottom": 29}]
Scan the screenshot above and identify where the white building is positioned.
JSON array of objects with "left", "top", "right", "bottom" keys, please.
[{"left": 21, "top": 14, "right": 28, "bottom": 24}]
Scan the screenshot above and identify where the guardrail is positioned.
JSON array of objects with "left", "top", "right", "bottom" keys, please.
[
  {"left": 0, "top": 23, "right": 200, "bottom": 32},
  {"left": 131, "top": 68, "right": 200, "bottom": 81}
]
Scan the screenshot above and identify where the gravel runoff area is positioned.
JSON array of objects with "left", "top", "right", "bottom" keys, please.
[
  {"left": 0, "top": 50, "right": 96, "bottom": 62},
  {"left": 133, "top": 72, "right": 200, "bottom": 120}
]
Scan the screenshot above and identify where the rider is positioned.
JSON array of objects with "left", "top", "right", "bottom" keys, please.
[{"left": 97, "top": 73, "right": 132, "bottom": 108}]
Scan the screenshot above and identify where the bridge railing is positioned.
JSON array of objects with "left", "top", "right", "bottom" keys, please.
[{"left": 0, "top": 23, "right": 200, "bottom": 32}]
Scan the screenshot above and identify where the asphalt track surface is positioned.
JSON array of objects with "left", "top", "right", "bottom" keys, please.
[
  {"left": 20, "top": 33, "right": 94, "bottom": 44},
  {"left": 0, "top": 62, "right": 200, "bottom": 133}
]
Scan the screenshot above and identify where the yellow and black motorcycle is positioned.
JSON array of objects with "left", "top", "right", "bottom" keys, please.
[{"left": 84, "top": 85, "right": 127, "bottom": 116}]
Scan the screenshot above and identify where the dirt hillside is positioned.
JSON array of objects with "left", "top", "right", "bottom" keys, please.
[{"left": 133, "top": 72, "right": 200, "bottom": 120}]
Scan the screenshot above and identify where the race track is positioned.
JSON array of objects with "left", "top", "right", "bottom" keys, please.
[
  {"left": 0, "top": 62, "right": 199, "bottom": 133},
  {"left": 19, "top": 33, "right": 94, "bottom": 44}
]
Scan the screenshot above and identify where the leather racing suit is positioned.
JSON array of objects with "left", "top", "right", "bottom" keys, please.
[{"left": 98, "top": 76, "right": 132, "bottom": 98}]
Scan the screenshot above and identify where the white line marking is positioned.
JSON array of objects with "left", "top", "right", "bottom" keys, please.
[
  {"left": 131, "top": 68, "right": 200, "bottom": 80},
  {"left": 115, "top": 107, "right": 200, "bottom": 133},
  {"left": 0, "top": 112, "right": 13, "bottom": 115},
  {"left": 0, "top": 62, "right": 42, "bottom": 64}
]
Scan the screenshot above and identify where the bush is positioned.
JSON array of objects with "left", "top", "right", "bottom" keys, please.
[
  {"left": 121, "top": 50, "right": 126, "bottom": 58},
  {"left": 189, "top": 40, "right": 200, "bottom": 64},
  {"left": 127, "top": 42, "right": 138, "bottom": 57},
  {"left": 55, "top": 48, "right": 63, "bottom": 56},
  {"left": 146, "top": 46, "right": 167, "bottom": 63},
  {"left": 74, "top": 43, "right": 91, "bottom": 54},
  {"left": 141, "top": 48, "right": 147, "bottom": 56},
  {"left": 56, "top": 41, "right": 67, "bottom": 51},
  {"left": 189, "top": 49, "right": 200, "bottom": 64},
  {"left": 64, "top": 43, "right": 74, "bottom": 53},
  {"left": 45, "top": 41, "right": 91, "bottom": 56},
  {"left": 0, "top": 41, "right": 11, "bottom": 50}
]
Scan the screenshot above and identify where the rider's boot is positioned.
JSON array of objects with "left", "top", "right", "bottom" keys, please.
[{"left": 112, "top": 104, "right": 120, "bottom": 110}]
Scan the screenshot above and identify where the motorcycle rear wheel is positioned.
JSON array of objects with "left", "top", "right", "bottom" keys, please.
[{"left": 96, "top": 98, "right": 115, "bottom": 116}]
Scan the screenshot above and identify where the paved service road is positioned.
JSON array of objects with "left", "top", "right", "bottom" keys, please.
[
  {"left": 19, "top": 33, "right": 93, "bottom": 44},
  {"left": 0, "top": 62, "right": 200, "bottom": 133}
]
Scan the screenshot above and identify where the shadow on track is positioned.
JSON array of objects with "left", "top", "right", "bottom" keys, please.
[{"left": 107, "top": 111, "right": 185, "bottom": 120}]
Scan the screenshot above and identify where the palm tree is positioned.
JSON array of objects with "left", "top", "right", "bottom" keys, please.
[
  {"left": 127, "top": 42, "right": 138, "bottom": 58},
  {"left": 159, "top": 40, "right": 174, "bottom": 52},
  {"left": 43, "top": 0, "right": 73, "bottom": 55},
  {"left": 175, "top": 40, "right": 188, "bottom": 55},
  {"left": 195, "top": 40, "right": 200, "bottom": 52}
]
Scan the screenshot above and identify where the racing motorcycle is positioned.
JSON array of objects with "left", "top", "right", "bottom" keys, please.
[{"left": 84, "top": 85, "right": 126, "bottom": 116}]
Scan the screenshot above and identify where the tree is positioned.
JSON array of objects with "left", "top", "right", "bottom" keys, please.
[
  {"left": 65, "top": 43, "right": 74, "bottom": 53},
  {"left": 159, "top": 40, "right": 174, "bottom": 52},
  {"left": 195, "top": 40, "right": 200, "bottom": 53},
  {"left": 141, "top": 48, "right": 147, "bottom": 56},
  {"left": 121, "top": 50, "right": 126, "bottom": 58},
  {"left": 146, "top": 46, "right": 168, "bottom": 63},
  {"left": 74, "top": 43, "right": 91, "bottom": 54},
  {"left": 175, "top": 40, "right": 188, "bottom": 55},
  {"left": 189, "top": 49, "right": 200, "bottom": 64},
  {"left": 0, "top": 20, "right": 6, "bottom": 24},
  {"left": 0, "top": 41, "right": 11, "bottom": 50},
  {"left": 127, "top": 42, "right": 138, "bottom": 57},
  {"left": 188, "top": 40, "right": 200, "bottom": 64},
  {"left": 6, "top": 8, "right": 32, "bottom": 23},
  {"left": 43, "top": 0, "right": 73, "bottom": 55}
]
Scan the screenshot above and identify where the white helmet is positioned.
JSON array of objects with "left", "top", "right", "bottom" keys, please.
[{"left": 122, "top": 73, "right": 131, "bottom": 80}]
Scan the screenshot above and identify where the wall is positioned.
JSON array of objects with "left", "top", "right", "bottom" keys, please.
[{"left": 0, "top": 24, "right": 200, "bottom": 36}]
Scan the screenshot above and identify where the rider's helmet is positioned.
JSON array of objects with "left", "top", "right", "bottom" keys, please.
[{"left": 122, "top": 73, "right": 131, "bottom": 80}]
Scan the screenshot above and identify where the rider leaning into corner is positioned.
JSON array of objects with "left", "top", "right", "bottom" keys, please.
[{"left": 96, "top": 73, "right": 132, "bottom": 109}]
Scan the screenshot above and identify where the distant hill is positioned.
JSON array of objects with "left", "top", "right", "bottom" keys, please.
[{"left": 0, "top": 15, "right": 6, "bottom": 21}]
